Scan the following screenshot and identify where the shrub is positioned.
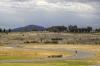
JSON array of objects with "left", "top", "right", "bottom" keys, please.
[
  {"left": 51, "top": 38, "right": 63, "bottom": 41},
  {"left": 44, "top": 40, "right": 58, "bottom": 44}
]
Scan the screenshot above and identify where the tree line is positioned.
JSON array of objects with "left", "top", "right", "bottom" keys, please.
[
  {"left": 0, "top": 25, "right": 100, "bottom": 33},
  {"left": 95, "top": 28, "right": 100, "bottom": 32},
  {"left": 0, "top": 28, "right": 11, "bottom": 33},
  {"left": 46, "top": 25, "right": 100, "bottom": 33}
]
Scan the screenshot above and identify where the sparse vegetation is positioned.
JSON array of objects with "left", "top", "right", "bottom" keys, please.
[{"left": 0, "top": 32, "right": 100, "bottom": 44}]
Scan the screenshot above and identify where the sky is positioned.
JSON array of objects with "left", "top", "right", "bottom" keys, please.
[{"left": 0, "top": 0, "right": 100, "bottom": 28}]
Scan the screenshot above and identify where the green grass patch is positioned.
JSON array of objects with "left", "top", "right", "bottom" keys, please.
[
  {"left": 0, "top": 60, "right": 94, "bottom": 66},
  {"left": 0, "top": 56, "right": 33, "bottom": 60}
]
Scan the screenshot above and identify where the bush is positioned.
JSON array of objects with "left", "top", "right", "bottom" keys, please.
[
  {"left": 44, "top": 40, "right": 58, "bottom": 44},
  {"left": 31, "top": 41, "right": 39, "bottom": 43},
  {"left": 24, "top": 41, "right": 39, "bottom": 43},
  {"left": 95, "top": 42, "right": 100, "bottom": 45},
  {"left": 51, "top": 38, "right": 63, "bottom": 41}
]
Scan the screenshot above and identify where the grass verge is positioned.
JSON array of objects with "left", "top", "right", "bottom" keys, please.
[{"left": 0, "top": 60, "right": 94, "bottom": 66}]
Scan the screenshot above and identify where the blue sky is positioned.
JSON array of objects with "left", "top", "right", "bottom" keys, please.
[{"left": 0, "top": 0, "right": 100, "bottom": 28}]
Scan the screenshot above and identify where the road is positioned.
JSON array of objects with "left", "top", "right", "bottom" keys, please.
[{"left": 90, "top": 65, "right": 100, "bottom": 66}]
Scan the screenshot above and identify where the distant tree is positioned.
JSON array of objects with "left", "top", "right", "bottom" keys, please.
[
  {"left": 95, "top": 28, "right": 100, "bottom": 32},
  {"left": 47, "top": 26, "right": 67, "bottom": 32},
  {"left": 68, "top": 25, "right": 74, "bottom": 32},
  {"left": 68, "top": 25, "right": 78, "bottom": 32},
  {"left": 87, "top": 26, "right": 92, "bottom": 32},
  {"left": 78, "top": 28, "right": 82, "bottom": 33},
  {"left": 0, "top": 28, "right": 2, "bottom": 32},
  {"left": 8, "top": 28, "right": 11, "bottom": 32},
  {"left": 3, "top": 28, "right": 6, "bottom": 32},
  {"left": 68, "top": 25, "right": 93, "bottom": 33},
  {"left": 73, "top": 25, "right": 78, "bottom": 32}
]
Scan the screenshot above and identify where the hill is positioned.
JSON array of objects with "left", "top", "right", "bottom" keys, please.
[{"left": 12, "top": 25, "right": 45, "bottom": 32}]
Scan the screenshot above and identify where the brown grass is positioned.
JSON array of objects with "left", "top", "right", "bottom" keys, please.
[{"left": 0, "top": 46, "right": 71, "bottom": 59}]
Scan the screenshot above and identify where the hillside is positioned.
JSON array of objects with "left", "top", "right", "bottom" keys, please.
[{"left": 12, "top": 25, "right": 45, "bottom": 32}]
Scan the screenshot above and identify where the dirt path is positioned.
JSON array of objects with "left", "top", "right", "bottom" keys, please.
[{"left": 91, "top": 64, "right": 100, "bottom": 66}]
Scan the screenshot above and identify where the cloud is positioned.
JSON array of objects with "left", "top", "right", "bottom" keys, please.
[
  {"left": 0, "top": 0, "right": 100, "bottom": 28},
  {"left": 0, "top": 0, "right": 96, "bottom": 13}
]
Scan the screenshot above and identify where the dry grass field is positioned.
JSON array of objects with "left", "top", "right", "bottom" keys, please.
[
  {"left": 0, "top": 46, "right": 71, "bottom": 60},
  {"left": 0, "top": 32, "right": 100, "bottom": 45},
  {"left": 0, "top": 32, "right": 100, "bottom": 66}
]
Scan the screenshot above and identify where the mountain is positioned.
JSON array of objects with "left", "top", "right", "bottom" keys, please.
[{"left": 12, "top": 25, "right": 45, "bottom": 32}]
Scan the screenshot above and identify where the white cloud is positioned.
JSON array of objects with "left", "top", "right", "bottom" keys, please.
[
  {"left": 0, "top": 0, "right": 99, "bottom": 28},
  {"left": 31, "top": 0, "right": 96, "bottom": 13},
  {"left": 0, "top": 0, "right": 95, "bottom": 13}
]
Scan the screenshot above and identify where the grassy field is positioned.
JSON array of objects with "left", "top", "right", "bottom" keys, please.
[
  {"left": 0, "top": 46, "right": 71, "bottom": 60},
  {"left": 0, "top": 45, "right": 96, "bottom": 66},
  {"left": 0, "top": 60, "right": 93, "bottom": 66},
  {"left": 0, "top": 45, "right": 98, "bottom": 66},
  {"left": 0, "top": 32, "right": 100, "bottom": 66},
  {"left": 22, "top": 44, "right": 100, "bottom": 64}
]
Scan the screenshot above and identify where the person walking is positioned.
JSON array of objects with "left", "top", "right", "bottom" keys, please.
[{"left": 75, "top": 50, "right": 78, "bottom": 56}]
